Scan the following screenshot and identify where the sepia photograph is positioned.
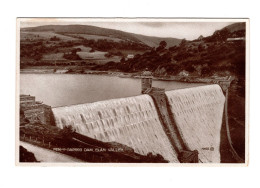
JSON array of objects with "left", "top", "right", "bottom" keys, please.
[{"left": 16, "top": 18, "right": 249, "bottom": 165}]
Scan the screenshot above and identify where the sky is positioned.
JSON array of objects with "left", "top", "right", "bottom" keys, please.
[{"left": 20, "top": 19, "right": 236, "bottom": 40}]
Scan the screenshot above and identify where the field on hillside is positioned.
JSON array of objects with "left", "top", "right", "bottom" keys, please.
[
  {"left": 134, "top": 34, "right": 182, "bottom": 48},
  {"left": 77, "top": 51, "right": 121, "bottom": 63},
  {"left": 68, "top": 34, "right": 123, "bottom": 42},
  {"left": 96, "top": 57, "right": 121, "bottom": 64},
  {"left": 42, "top": 53, "right": 66, "bottom": 60},
  {"left": 20, "top": 31, "right": 78, "bottom": 41},
  {"left": 77, "top": 51, "right": 106, "bottom": 59},
  {"left": 73, "top": 45, "right": 92, "bottom": 52}
]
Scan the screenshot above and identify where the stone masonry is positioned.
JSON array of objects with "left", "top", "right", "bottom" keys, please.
[{"left": 20, "top": 94, "right": 54, "bottom": 125}]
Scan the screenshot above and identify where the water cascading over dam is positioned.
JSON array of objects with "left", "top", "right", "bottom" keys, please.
[
  {"left": 165, "top": 84, "right": 225, "bottom": 163},
  {"left": 52, "top": 95, "right": 179, "bottom": 162},
  {"left": 51, "top": 83, "right": 226, "bottom": 163}
]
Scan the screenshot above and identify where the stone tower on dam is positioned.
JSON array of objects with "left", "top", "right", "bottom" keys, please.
[{"left": 141, "top": 69, "right": 153, "bottom": 94}]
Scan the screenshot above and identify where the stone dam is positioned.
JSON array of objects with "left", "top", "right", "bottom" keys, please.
[
  {"left": 51, "top": 84, "right": 225, "bottom": 163},
  {"left": 21, "top": 71, "right": 232, "bottom": 163}
]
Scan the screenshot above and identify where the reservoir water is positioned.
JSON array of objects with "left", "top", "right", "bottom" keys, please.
[{"left": 20, "top": 74, "right": 206, "bottom": 107}]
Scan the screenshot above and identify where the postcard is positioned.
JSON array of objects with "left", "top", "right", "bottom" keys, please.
[{"left": 16, "top": 18, "right": 249, "bottom": 166}]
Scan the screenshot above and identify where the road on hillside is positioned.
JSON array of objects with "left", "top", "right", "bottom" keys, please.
[{"left": 20, "top": 141, "right": 84, "bottom": 163}]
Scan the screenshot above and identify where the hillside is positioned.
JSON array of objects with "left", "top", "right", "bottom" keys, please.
[
  {"left": 20, "top": 22, "right": 246, "bottom": 79},
  {"left": 20, "top": 25, "right": 182, "bottom": 67},
  {"left": 133, "top": 33, "right": 182, "bottom": 48},
  {"left": 21, "top": 25, "right": 141, "bottom": 42},
  {"left": 223, "top": 22, "right": 246, "bottom": 33},
  {"left": 97, "top": 22, "right": 246, "bottom": 80},
  {"left": 21, "top": 24, "right": 182, "bottom": 47}
]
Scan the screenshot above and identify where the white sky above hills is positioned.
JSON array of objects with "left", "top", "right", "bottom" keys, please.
[{"left": 20, "top": 18, "right": 235, "bottom": 40}]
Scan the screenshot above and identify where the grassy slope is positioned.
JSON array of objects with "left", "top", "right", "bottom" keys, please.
[
  {"left": 69, "top": 33, "right": 123, "bottom": 42},
  {"left": 42, "top": 53, "right": 66, "bottom": 60},
  {"left": 20, "top": 31, "right": 78, "bottom": 41},
  {"left": 133, "top": 33, "right": 182, "bottom": 48},
  {"left": 224, "top": 22, "right": 246, "bottom": 33},
  {"left": 21, "top": 24, "right": 182, "bottom": 48}
]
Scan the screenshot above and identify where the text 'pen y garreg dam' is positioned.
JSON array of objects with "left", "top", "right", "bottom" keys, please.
[{"left": 44, "top": 71, "right": 230, "bottom": 163}]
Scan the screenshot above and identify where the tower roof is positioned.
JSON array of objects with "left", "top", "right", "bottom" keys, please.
[{"left": 142, "top": 70, "right": 152, "bottom": 77}]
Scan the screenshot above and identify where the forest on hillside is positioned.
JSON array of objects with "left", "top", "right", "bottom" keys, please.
[{"left": 96, "top": 27, "right": 245, "bottom": 79}]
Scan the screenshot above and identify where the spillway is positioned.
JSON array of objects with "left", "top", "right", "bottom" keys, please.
[
  {"left": 51, "top": 84, "right": 226, "bottom": 163},
  {"left": 165, "top": 84, "right": 225, "bottom": 163},
  {"left": 52, "top": 95, "right": 179, "bottom": 162}
]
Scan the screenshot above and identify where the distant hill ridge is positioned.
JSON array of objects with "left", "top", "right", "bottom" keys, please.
[
  {"left": 21, "top": 24, "right": 182, "bottom": 47},
  {"left": 223, "top": 22, "right": 246, "bottom": 33}
]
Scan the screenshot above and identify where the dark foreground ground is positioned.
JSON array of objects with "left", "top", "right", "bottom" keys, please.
[
  {"left": 220, "top": 78, "right": 245, "bottom": 163},
  {"left": 19, "top": 123, "right": 168, "bottom": 163}
]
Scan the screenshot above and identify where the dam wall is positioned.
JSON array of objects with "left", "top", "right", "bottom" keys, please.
[
  {"left": 165, "top": 84, "right": 225, "bottom": 163},
  {"left": 51, "top": 84, "right": 225, "bottom": 163},
  {"left": 52, "top": 95, "right": 179, "bottom": 162}
]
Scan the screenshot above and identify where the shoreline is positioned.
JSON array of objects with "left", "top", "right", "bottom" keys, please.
[{"left": 20, "top": 68, "right": 231, "bottom": 84}]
